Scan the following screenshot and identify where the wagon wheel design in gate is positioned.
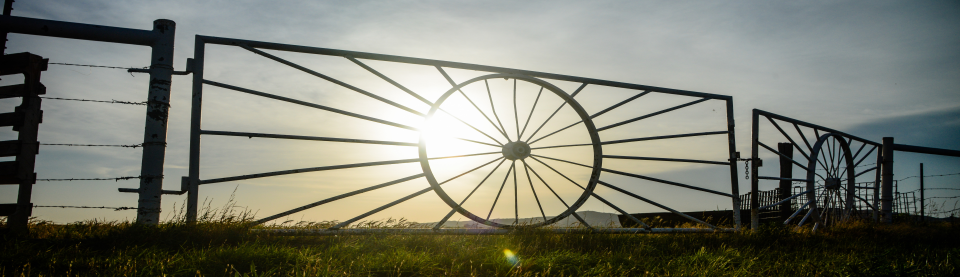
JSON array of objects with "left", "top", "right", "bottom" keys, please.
[
  {"left": 421, "top": 73, "right": 602, "bottom": 229},
  {"left": 787, "top": 133, "right": 856, "bottom": 229},
  {"left": 752, "top": 110, "right": 882, "bottom": 230}
]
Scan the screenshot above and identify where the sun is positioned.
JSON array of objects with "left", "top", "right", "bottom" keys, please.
[{"left": 418, "top": 113, "right": 495, "bottom": 158}]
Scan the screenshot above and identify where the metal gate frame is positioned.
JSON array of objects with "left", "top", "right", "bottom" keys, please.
[
  {"left": 749, "top": 109, "right": 884, "bottom": 229},
  {"left": 750, "top": 109, "right": 960, "bottom": 228},
  {"left": 185, "top": 35, "right": 743, "bottom": 233}
]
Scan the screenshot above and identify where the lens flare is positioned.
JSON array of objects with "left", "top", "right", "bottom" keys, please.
[{"left": 503, "top": 249, "right": 520, "bottom": 266}]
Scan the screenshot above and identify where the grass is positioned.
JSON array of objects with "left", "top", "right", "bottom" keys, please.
[
  {"left": 2, "top": 195, "right": 957, "bottom": 276},
  {"left": 2, "top": 216, "right": 958, "bottom": 276}
]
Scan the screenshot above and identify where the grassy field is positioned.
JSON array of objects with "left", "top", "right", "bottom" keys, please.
[{"left": 2, "top": 216, "right": 958, "bottom": 277}]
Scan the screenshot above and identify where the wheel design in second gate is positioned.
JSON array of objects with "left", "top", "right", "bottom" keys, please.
[{"left": 788, "top": 133, "right": 855, "bottom": 229}]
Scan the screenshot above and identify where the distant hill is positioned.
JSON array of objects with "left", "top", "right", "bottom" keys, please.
[{"left": 423, "top": 211, "right": 621, "bottom": 228}]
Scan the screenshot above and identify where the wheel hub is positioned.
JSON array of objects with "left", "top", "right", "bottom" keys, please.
[
  {"left": 502, "top": 141, "right": 531, "bottom": 160},
  {"left": 825, "top": 177, "right": 840, "bottom": 190}
]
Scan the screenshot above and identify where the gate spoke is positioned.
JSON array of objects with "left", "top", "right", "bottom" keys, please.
[
  {"left": 599, "top": 180, "right": 718, "bottom": 229},
  {"left": 523, "top": 159, "right": 595, "bottom": 228},
  {"left": 485, "top": 79, "right": 511, "bottom": 141},
  {"left": 523, "top": 83, "right": 587, "bottom": 142},
  {"left": 239, "top": 44, "right": 425, "bottom": 117},
  {"left": 330, "top": 186, "right": 434, "bottom": 229},
  {"left": 203, "top": 80, "right": 418, "bottom": 131},
  {"left": 531, "top": 154, "right": 591, "bottom": 169},
  {"left": 436, "top": 67, "right": 510, "bottom": 140},
  {"left": 200, "top": 130, "right": 417, "bottom": 147},
  {"left": 591, "top": 90, "right": 651, "bottom": 119},
  {"left": 522, "top": 161, "right": 547, "bottom": 221},
  {"left": 784, "top": 199, "right": 813, "bottom": 225},
  {"left": 331, "top": 157, "right": 501, "bottom": 230},
  {"left": 201, "top": 158, "right": 420, "bottom": 185},
  {"left": 513, "top": 162, "right": 519, "bottom": 224},
  {"left": 853, "top": 146, "right": 876, "bottom": 168},
  {"left": 487, "top": 161, "right": 516, "bottom": 221},
  {"left": 815, "top": 141, "right": 832, "bottom": 176},
  {"left": 767, "top": 117, "right": 810, "bottom": 160},
  {"left": 793, "top": 122, "right": 814, "bottom": 152},
  {"left": 529, "top": 90, "right": 653, "bottom": 145},
  {"left": 429, "top": 151, "right": 501, "bottom": 160},
  {"left": 513, "top": 79, "right": 521, "bottom": 139},
  {"left": 517, "top": 87, "right": 543, "bottom": 140},
  {"left": 434, "top": 158, "right": 507, "bottom": 229},
  {"left": 600, "top": 167, "right": 733, "bottom": 197},
  {"left": 758, "top": 142, "right": 814, "bottom": 174},
  {"left": 597, "top": 98, "right": 709, "bottom": 132},
  {"left": 455, "top": 137, "right": 501, "bottom": 148},
  {"left": 528, "top": 120, "right": 582, "bottom": 145},
  {"left": 854, "top": 166, "right": 877, "bottom": 178},
  {"left": 251, "top": 174, "right": 425, "bottom": 226},
  {"left": 601, "top": 131, "right": 728, "bottom": 146},
  {"left": 346, "top": 57, "right": 433, "bottom": 106},
  {"left": 438, "top": 108, "right": 504, "bottom": 146},
  {"left": 529, "top": 143, "right": 592, "bottom": 151},
  {"left": 850, "top": 142, "right": 867, "bottom": 164}
]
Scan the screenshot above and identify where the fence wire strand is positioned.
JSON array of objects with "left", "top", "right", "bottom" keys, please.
[
  {"left": 40, "top": 96, "right": 146, "bottom": 106},
  {"left": 934, "top": 206, "right": 960, "bottom": 216},
  {"left": 49, "top": 62, "right": 146, "bottom": 70},
  {"left": 33, "top": 205, "right": 138, "bottom": 211},
  {"left": 37, "top": 175, "right": 162, "bottom": 182},
  {"left": 904, "top": 187, "right": 960, "bottom": 193},
  {"left": 40, "top": 142, "right": 165, "bottom": 148},
  {"left": 897, "top": 172, "right": 960, "bottom": 182}
]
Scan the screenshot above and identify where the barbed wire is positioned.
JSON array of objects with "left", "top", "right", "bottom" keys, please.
[
  {"left": 34, "top": 205, "right": 138, "bottom": 211},
  {"left": 40, "top": 96, "right": 146, "bottom": 106},
  {"left": 49, "top": 62, "right": 146, "bottom": 70},
  {"left": 897, "top": 172, "right": 960, "bottom": 182},
  {"left": 932, "top": 207, "right": 960, "bottom": 216},
  {"left": 783, "top": 172, "right": 960, "bottom": 185},
  {"left": 926, "top": 196, "right": 960, "bottom": 200},
  {"left": 40, "top": 142, "right": 165, "bottom": 148},
  {"left": 903, "top": 187, "right": 960, "bottom": 193},
  {"left": 37, "top": 175, "right": 162, "bottom": 182}
]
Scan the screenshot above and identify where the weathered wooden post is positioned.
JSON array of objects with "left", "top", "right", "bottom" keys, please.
[
  {"left": 778, "top": 143, "right": 793, "bottom": 221},
  {"left": 0, "top": 52, "right": 46, "bottom": 232},
  {"left": 920, "top": 163, "right": 924, "bottom": 221},
  {"left": 881, "top": 137, "right": 894, "bottom": 223}
]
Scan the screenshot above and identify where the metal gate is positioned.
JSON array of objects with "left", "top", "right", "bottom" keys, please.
[
  {"left": 184, "top": 35, "right": 742, "bottom": 233},
  {"left": 749, "top": 109, "right": 882, "bottom": 230}
]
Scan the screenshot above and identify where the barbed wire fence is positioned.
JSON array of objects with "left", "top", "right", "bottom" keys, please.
[
  {"left": 897, "top": 172, "right": 960, "bottom": 219},
  {"left": 8, "top": 62, "right": 167, "bottom": 214}
]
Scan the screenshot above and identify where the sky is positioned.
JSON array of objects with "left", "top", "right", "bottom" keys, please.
[{"left": 1, "top": 0, "right": 958, "bottom": 225}]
